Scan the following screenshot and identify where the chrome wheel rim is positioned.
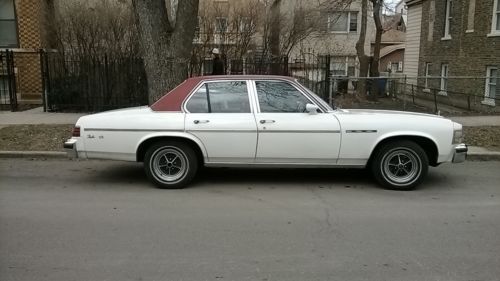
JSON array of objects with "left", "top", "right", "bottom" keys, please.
[
  {"left": 382, "top": 148, "right": 421, "bottom": 186},
  {"left": 151, "top": 147, "right": 188, "bottom": 183}
]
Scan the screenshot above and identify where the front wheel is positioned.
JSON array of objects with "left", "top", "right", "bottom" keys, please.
[
  {"left": 371, "top": 140, "right": 429, "bottom": 190},
  {"left": 144, "top": 141, "right": 198, "bottom": 189}
]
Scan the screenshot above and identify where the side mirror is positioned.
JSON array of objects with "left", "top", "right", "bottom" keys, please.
[{"left": 306, "top": 103, "right": 319, "bottom": 115}]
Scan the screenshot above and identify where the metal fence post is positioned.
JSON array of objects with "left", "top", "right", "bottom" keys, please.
[
  {"left": 39, "top": 49, "right": 47, "bottom": 112},
  {"left": 6, "top": 50, "right": 18, "bottom": 112},
  {"left": 325, "top": 55, "right": 332, "bottom": 106},
  {"left": 433, "top": 89, "right": 438, "bottom": 114}
]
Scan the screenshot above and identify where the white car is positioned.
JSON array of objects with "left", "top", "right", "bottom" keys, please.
[{"left": 65, "top": 75, "right": 467, "bottom": 190}]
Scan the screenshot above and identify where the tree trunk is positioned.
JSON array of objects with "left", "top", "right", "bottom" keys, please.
[
  {"left": 355, "top": 0, "right": 369, "bottom": 97},
  {"left": 369, "top": 0, "right": 383, "bottom": 100},
  {"left": 370, "top": 0, "right": 383, "bottom": 78},
  {"left": 270, "top": 0, "right": 281, "bottom": 74},
  {"left": 132, "top": 0, "right": 199, "bottom": 104}
]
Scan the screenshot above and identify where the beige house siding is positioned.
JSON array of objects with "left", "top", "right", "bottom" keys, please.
[{"left": 404, "top": 2, "right": 422, "bottom": 85}]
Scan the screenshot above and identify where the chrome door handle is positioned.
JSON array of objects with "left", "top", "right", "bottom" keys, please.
[
  {"left": 193, "top": 120, "right": 210, "bottom": 124},
  {"left": 259, "top": 120, "right": 275, "bottom": 124}
]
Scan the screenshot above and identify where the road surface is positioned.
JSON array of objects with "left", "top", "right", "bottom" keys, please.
[{"left": 1, "top": 159, "right": 499, "bottom": 281}]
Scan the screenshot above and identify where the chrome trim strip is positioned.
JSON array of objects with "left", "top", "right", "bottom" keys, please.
[
  {"left": 187, "top": 129, "right": 256, "bottom": 133},
  {"left": 205, "top": 162, "right": 365, "bottom": 168},
  {"left": 345, "top": 130, "right": 378, "bottom": 133},
  {"left": 259, "top": 130, "right": 341, "bottom": 133},
  {"left": 85, "top": 128, "right": 182, "bottom": 132}
]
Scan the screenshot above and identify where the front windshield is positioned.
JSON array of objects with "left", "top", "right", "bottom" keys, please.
[{"left": 295, "top": 80, "right": 336, "bottom": 111}]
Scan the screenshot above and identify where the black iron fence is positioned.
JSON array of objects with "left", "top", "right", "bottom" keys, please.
[
  {"left": 326, "top": 76, "right": 500, "bottom": 114},
  {"left": 1, "top": 49, "right": 498, "bottom": 114},
  {"left": 0, "top": 50, "right": 19, "bottom": 111},
  {"left": 42, "top": 52, "right": 149, "bottom": 112}
]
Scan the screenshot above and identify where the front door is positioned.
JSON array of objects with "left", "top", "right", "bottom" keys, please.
[
  {"left": 184, "top": 80, "right": 258, "bottom": 163},
  {"left": 253, "top": 80, "right": 341, "bottom": 164}
]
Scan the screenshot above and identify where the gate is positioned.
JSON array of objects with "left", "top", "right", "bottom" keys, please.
[{"left": 0, "top": 50, "right": 18, "bottom": 111}]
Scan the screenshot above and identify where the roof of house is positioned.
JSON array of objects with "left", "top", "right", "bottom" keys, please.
[
  {"left": 381, "top": 29, "right": 406, "bottom": 43},
  {"left": 380, "top": 44, "right": 405, "bottom": 58}
]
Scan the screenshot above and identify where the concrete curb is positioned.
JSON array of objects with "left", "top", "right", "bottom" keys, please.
[
  {"left": 466, "top": 146, "right": 500, "bottom": 161},
  {"left": 0, "top": 151, "right": 68, "bottom": 159},
  {"left": 466, "top": 153, "right": 500, "bottom": 161}
]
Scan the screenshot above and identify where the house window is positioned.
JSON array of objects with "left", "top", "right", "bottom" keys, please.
[
  {"left": 443, "top": 0, "right": 452, "bottom": 39},
  {"left": 349, "top": 13, "right": 358, "bottom": 32},
  {"left": 425, "top": 63, "right": 432, "bottom": 88},
  {"left": 483, "top": 67, "right": 497, "bottom": 105},
  {"left": 0, "top": 0, "right": 18, "bottom": 47},
  {"left": 391, "top": 62, "right": 399, "bottom": 72},
  {"left": 330, "top": 56, "right": 356, "bottom": 76},
  {"left": 466, "top": 0, "right": 476, "bottom": 32},
  {"left": 193, "top": 16, "right": 201, "bottom": 41},
  {"left": 491, "top": 0, "right": 500, "bottom": 34},
  {"left": 215, "top": 17, "right": 227, "bottom": 33},
  {"left": 440, "top": 64, "right": 449, "bottom": 94},
  {"left": 328, "top": 12, "right": 358, "bottom": 33}
]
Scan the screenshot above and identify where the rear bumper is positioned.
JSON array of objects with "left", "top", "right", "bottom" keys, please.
[
  {"left": 452, "top": 143, "right": 467, "bottom": 163},
  {"left": 64, "top": 139, "right": 78, "bottom": 159}
]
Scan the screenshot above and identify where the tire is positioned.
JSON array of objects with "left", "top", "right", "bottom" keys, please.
[
  {"left": 144, "top": 141, "right": 198, "bottom": 189},
  {"left": 371, "top": 140, "right": 429, "bottom": 190}
]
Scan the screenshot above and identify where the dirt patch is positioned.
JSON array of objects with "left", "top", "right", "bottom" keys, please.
[
  {"left": 0, "top": 124, "right": 499, "bottom": 152},
  {"left": 0, "top": 124, "right": 73, "bottom": 151},
  {"left": 464, "top": 126, "right": 500, "bottom": 151}
]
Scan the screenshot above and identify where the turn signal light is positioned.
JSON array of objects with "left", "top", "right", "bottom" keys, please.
[{"left": 72, "top": 126, "right": 81, "bottom": 137}]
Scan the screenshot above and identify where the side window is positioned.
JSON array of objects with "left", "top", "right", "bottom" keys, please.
[
  {"left": 186, "top": 81, "right": 250, "bottom": 113},
  {"left": 256, "top": 81, "right": 311, "bottom": 113}
]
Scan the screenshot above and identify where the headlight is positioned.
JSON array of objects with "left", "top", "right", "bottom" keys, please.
[{"left": 453, "top": 129, "right": 463, "bottom": 144}]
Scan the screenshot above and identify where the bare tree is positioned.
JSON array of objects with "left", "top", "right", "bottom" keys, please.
[
  {"left": 132, "top": 0, "right": 199, "bottom": 103},
  {"left": 263, "top": 1, "right": 324, "bottom": 67},
  {"left": 370, "top": 0, "right": 383, "bottom": 77},
  {"left": 355, "top": 0, "right": 370, "bottom": 96},
  {"left": 51, "top": 0, "right": 140, "bottom": 59}
]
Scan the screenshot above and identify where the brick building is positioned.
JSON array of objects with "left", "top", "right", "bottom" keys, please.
[
  {"left": 405, "top": 0, "right": 500, "bottom": 109},
  {"left": 1, "top": 0, "right": 51, "bottom": 102}
]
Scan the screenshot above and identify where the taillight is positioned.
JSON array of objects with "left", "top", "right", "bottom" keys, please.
[{"left": 72, "top": 126, "right": 81, "bottom": 137}]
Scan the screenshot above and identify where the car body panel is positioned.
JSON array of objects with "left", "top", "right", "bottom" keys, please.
[
  {"left": 255, "top": 113, "right": 342, "bottom": 164},
  {"left": 66, "top": 76, "right": 466, "bottom": 172}
]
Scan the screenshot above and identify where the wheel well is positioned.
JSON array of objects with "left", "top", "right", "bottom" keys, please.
[
  {"left": 136, "top": 137, "right": 204, "bottom": 165},
  {"left": 369, "top": 136, "right": 439, "bottom": 167}
]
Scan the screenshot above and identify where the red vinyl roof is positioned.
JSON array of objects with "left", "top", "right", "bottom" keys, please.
[{"left": 150, "top": 75, "right": 295, "bottom": 112}]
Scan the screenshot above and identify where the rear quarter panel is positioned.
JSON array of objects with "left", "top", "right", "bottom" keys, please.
[{"left": 78, "top": 109, "right": 187, "bottom": 161}]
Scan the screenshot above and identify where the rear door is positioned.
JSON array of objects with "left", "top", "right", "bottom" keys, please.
[{"left": 184, "top": 80, "right": 258, "bottom": 163}]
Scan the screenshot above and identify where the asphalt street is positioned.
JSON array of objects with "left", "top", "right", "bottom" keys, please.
[{"left": 1, "top": 159, "right": 499, "bottom": 281}]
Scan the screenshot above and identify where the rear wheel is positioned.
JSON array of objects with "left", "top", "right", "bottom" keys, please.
[
  {"left": 144, "top": 141, "right": 198, "bottom": 189},
  {"left": 371, "top": 140, "right": 428, "bottom": 190}
]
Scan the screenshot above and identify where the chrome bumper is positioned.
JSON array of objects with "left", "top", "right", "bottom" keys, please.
[
  {"left": 64, "top": 139, "right": 78, "bottom": 159},
  {"left": 452, "top": 143, "right": 467, "bottom": 163}
]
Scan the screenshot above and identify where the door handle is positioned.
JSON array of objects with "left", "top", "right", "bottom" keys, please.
[
  {"left": 193, "top": 120, "right": 210, "bottom": 124},
  {"left": 259, "top": 120, "right": 275, "bottom": 124}
]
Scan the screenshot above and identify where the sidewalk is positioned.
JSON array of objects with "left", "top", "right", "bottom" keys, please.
[
  {"left": 0, "top": 107, "right": 499, "bottom": 160},
  {"left": 0, "top": 107, "right": 85, "bottom": 126},
  {"left": 449, "top": 116, "right": 500, "bottom": 127}
]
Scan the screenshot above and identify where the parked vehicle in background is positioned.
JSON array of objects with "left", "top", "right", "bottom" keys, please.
[{"left": 65, "top": 75, "right": 467, "bottom": 190}]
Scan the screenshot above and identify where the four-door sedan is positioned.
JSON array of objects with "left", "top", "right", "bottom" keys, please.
[{"left": 65, "top": 75, "right": 467, "bottom": 190}]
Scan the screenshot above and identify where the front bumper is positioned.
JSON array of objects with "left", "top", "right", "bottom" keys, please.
[
  {"left": 452, "top": 143, "right": 468, "bottom": 163},
  {"left": 64, "top": 139, "right": 78, "bottom": 159}
]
